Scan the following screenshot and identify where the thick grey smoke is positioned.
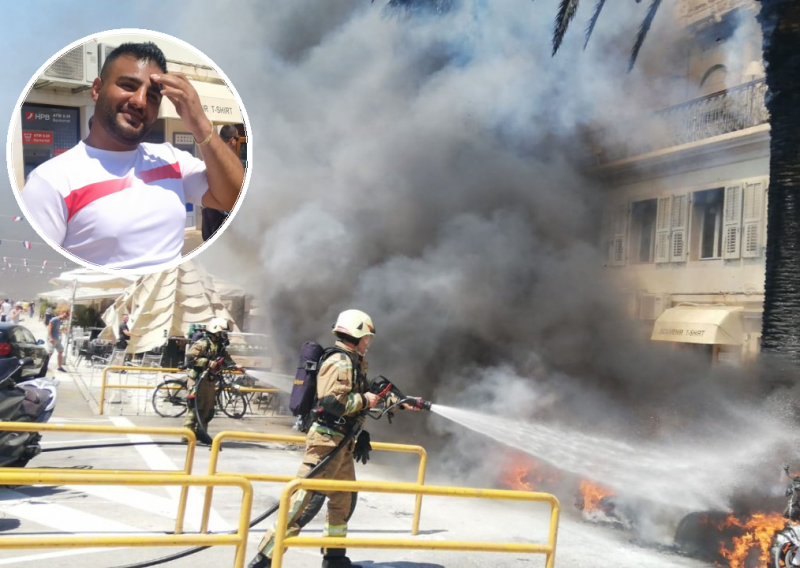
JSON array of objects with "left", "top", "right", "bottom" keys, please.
[{"left": 190, "top": 0, "right": 794, "bottom": 544}]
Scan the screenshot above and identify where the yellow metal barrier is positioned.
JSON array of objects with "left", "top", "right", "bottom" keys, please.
[
  {"left": 272, "top": 479, "right": 560, "bottom": 568},
  {"left": 0, "top": 421, "right": 196, "bottom": 534},
  {"left": 99, "top": 366, "right": 279, "bottom": 414},
  {"left": 200, "top": 432, "right": 428, "bottom": 535},
  {"left": 0, "top": 471, "right": 253, "bottom": 568},
  {"left": 100, "top": 366, "right": 178, "bottom": 414}
]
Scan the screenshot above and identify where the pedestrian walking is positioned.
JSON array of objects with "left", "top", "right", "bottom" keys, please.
[{"left": 47, "top": 311, "right": 69, "bottom": 373}]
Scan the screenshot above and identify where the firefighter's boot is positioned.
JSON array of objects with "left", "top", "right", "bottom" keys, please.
[
  {"left": 321, "top": 549, "right": 361, "bottom": 568},
  {"left": 195, "top": 429, "right": 213, "bottom": 445},
  {"left": 247, "top": 552, "right": 271, "bottom": 568}
]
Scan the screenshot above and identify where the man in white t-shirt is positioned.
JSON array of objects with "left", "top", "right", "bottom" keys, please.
[
  {"left": 0, "top": 300, "right": 11, "bottom": 323},
  {"left": 21, "top": 42, "right": 245, "bottom": 270}
]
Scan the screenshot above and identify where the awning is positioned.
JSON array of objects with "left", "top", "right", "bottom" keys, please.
[
  {"left": 38, "top": 287, "right": 124, "bottom": 304},
  {"left": 159, "top": 81, "right": 243, "bottom": 123},
  {"left": 651, "top": 306, "right": 744, "bottom": 345},
  {"left": 49, "top": 269, "right": 137, "bottom": 290}
]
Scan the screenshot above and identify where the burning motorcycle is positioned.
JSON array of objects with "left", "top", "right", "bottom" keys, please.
[
  {"left": 0, "top": 357, "right": 58, "bottom": 467},
  {"left": 769, "top": 465, "right": 800, "bottom": 568}
]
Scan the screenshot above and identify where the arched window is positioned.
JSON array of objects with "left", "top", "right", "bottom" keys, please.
[{"left": 700, "top": 64, "right": 728, "bottom": 96}]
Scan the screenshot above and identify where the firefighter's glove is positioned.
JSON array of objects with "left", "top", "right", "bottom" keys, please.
[{"left": 354, "top": 430, "right": 372, "bottom": 465}]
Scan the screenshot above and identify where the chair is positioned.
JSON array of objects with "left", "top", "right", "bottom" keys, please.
[
  {"left": 91, "top": 348, "right": 131, "bottom": 369},
  {"left": 140, "top": 353, "right": 162, "bottom": 368}
]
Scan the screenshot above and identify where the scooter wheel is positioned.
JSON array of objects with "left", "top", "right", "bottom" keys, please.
[{"left": 773, "top": 541, "right": 796, "bottom": 568}]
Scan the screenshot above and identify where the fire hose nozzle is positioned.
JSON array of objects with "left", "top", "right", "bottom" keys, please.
[{"left": 403, "top": 397, "right": 432, "bottom": 411}]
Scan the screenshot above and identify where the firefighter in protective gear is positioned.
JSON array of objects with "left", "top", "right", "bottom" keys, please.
[
  {"left": 249, "top": 309, "right": 381, "bottom": 568},
  {"left": 183, "top": 317, "right": 238, "bottom": 445}
]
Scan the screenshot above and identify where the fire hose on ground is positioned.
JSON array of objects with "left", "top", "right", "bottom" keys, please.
[{"left": 35, "top": 394, "right": 432, "bottom": 568}]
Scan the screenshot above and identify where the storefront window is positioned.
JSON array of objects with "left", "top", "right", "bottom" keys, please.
[{"left": 21, "top": 103, "right": 80, "bottom": 180}]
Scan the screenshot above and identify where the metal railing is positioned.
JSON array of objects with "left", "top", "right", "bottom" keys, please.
[
  {"left": 271, "top": 479, "right": 561, "bottom": 568},
  {"left": 598, "top": 78, "right": 768, "bottom": 163},
  {"left": 0, "top": 471, "right": 253, "bottom": 568},
  {"left": 99, "top": 366, "right": 279, "bottom": 415},
  {"left": 200, "top": 432, "right": 428, "bottom": 534},
  {"left": 0, "top": 421, "right": 197, "bottom": 533}
]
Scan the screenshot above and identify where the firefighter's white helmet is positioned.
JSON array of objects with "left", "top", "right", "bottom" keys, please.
[
  {"left": 207, "top": 318, "right": 230, "bottom": 334},
  {"left": 332, "top": 309, "right": 375, "bottom": 339}
]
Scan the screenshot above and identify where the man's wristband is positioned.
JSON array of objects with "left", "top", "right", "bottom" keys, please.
[{"left": 195, "top": 122, "right": 214, "bottom": 146}]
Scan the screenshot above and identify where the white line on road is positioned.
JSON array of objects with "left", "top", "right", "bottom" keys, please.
[
  {"left": 49, "top": 417, "right": 112, "bottom": 424},
  {"left": 0, "top": 546, "right": 124, "bottom": 565},
  {"left": 0, "top": 487, "right": 137, "bottom": 533},
  {"left": 41, "top": 437, "right": 130, "bottom": 445},
  {"left": 108, "top": 416, "right": 230, "bottom": 531},
  {"left": 63, "top": 484, "right": 182, "bottom": 519}
]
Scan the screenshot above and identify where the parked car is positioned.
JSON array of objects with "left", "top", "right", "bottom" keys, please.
[{"left": 0, "top": 324, "right": 48, "bottom": 381}]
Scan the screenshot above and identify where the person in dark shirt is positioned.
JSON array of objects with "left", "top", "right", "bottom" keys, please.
[
  {"left": 48, "top": 311, "right": 69, "bottom": 373},
  {"left": 200, "top": 124, "right": 238, "bottom": 241},
  {"left": 117, "top": 314, "right": 131, "bottom": 350}
]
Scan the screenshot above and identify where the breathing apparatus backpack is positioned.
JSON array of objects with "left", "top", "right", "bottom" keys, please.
[{"left": 290, "top": 342, "right": 352, "bottom": 432}]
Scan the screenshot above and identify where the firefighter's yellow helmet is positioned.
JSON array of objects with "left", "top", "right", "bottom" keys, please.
[{"left": 332, "top": 309, "right": 376, "bottom": 339}]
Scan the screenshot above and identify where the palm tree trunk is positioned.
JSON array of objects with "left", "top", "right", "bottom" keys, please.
[{"left": 759, "top": 0, "right": 800, "bottom": 360}]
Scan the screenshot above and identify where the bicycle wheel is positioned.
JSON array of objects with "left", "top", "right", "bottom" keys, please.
[
  {"left": 152, "top": 380, "right": 189, "bottom": 418},
  {"left": 217, "top": 385, "right": 248, "bottom": 419}
]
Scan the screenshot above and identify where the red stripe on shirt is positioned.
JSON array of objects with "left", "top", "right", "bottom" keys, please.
[
  {"left": 63, "top": 162, "right": 182, "bottom": 222},
  {"left": 64, "top": 177, "right": 133, "bottom": 222},
  {"left": 137, "top": 162, "right": 182, "bottom": 184}
]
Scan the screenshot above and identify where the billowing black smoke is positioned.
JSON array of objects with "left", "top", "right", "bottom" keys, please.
[{"left": 190, "top": 0, "right": 798, "bottom": 538}]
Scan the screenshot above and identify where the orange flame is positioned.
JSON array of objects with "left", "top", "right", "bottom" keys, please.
[
  {"left": 502, "top": 464, "right": 535, "bottom": 491},
  {"left": 714, "top": 513, "right": 785, "bottom": 568},
  {"left": 578, "top": 479, "right": 614, "bottom": 512},
  {"left": 499, "top": 455, "right": 560, "bottom": 491}
]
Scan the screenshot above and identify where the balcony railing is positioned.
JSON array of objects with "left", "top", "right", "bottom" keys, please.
[{"left": 596, "top": 78, "right": 768, "bottom": 164}]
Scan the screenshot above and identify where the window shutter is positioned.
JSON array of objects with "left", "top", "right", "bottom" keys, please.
[
  {"left": 655, "top": 197, "right": 672, "bottom": 264},
  {"left": 611, "top": 203, "right": 628, "bottom": 266},
  {"left": 602, "top": 207, "right": 614, "bottom": 265},
  {"left": 670, "top": 194, "right": 688, "bottom": 262},
  {"left": 722, "top": 184, "right": 743, "bottom": 259},
  {"left": 742, "top": 179, "right": 765, "bottom": 258}
]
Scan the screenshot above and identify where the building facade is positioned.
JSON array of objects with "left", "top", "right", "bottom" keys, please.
[{"left": 598, "top": 0, "right": 767, "bottom": 364}]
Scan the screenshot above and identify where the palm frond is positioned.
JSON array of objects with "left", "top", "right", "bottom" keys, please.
[
  {"left": 583, "top": 0, "right": 607, "bottom": 49},
  {"left": 629, "top": 0, "right": 662, "bottom": 71},
  {"left": 552, "top": 0, "right": 580, "bottom": 56}
]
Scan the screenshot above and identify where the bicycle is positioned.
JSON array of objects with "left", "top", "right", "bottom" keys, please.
[{"left": 151, "top": 363, "right": 249, "bottom": 419}]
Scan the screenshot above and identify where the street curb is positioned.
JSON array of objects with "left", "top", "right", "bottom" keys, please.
[{"left": 69, "top": 365, "right": 101, "bottom": 416}]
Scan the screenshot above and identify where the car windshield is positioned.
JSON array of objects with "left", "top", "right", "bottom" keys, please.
[
  {"left": 10, "top": 328, "right": 28, "bottom": 343},
  {"left": 19, "top": 327, "right": 36, "bottom": 344}
]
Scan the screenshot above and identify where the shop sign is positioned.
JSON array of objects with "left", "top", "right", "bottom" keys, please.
[
  {"left": 656, "top": 326, "right": 708, "bottom": 338},
  {"left": 22, "top": 131, "right": 53, "bottom": 145}
]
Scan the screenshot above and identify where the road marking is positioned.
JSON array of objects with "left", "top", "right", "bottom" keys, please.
[
  {"left": 41, "top": 437, "right": 130, "bottom": 445},
  {"left": 0, "top": 546, "right": 123, "bottom": 565},
  {"left": 0, "top": 487, "right": 137, "bottom": 533},
  {"left": 49, "top": 417, "right": 112, "bottom": 424},
  {"left": 109, "top": 416, "right": 230, "bottom": 531},
  {"left": 0, "top": 417, "right": 233, "bottom": 565},
  {"left": 63, "top": 485, "right": 181, "bottom": 519}
]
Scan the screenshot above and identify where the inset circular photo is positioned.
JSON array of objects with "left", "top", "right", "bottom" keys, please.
[{"left": 6, "top": 29, "right": 251, "bottom": 274}]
